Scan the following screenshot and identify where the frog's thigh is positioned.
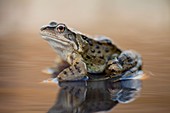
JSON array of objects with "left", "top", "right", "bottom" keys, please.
[{"left": 57, "top": 61, "right": 88, "bottom": 81}]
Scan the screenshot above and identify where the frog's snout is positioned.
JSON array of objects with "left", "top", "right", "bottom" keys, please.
[{"left": 40, "top": 25, "right": 47, "bottom": 31}]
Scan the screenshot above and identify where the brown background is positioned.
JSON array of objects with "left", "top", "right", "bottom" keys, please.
[{"left": 0, "top": 0, "right": 170, "bottom": 113}]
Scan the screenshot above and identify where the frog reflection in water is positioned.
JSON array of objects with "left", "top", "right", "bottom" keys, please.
[
  {"left": 40, "top": 21, "right": 142, "bottom": 81},
  {"left": 47, "top": 75, "right": 142, "bottom": 113}
]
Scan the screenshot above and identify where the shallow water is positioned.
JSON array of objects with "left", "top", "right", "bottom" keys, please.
[{"left": 0, "top": 32, "right": 170, "bottom": 113}]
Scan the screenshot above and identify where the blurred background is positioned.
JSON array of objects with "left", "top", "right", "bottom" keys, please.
[{"left": 0, "top": 0, "right": 170, "bottom": 113}]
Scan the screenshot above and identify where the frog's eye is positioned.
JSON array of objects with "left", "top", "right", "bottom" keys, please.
[{"left": 56, "top": 24, "right": 65, "bottom": 33}]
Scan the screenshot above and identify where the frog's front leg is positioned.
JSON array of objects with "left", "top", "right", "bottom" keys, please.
[
  {"left": 58, "top": 60, "right": 88, "bottom": 81},
  {"left": 45, "top": 59, "right": 88, "bottom": 82},
  {"left": 107, "top": 50, "right": 142, "bottom": 76}
]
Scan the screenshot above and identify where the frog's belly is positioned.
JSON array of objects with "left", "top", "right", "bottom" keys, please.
[{"left": 87, "top": 64, "right": 106, "bottom": 74}]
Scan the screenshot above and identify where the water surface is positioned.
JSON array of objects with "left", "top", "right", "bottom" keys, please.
[{"left": 0, "top": 32, "right": 169, "bottom": 113}]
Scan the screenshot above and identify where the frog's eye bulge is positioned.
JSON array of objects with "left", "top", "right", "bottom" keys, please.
[
  {"left": 49, "top": 21, "right": 57, "bottom": 26},
  {"left": 56, "top": 24, "right": 65, "bottom": 33}
]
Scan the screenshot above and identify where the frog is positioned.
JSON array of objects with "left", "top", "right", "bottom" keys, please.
[{"left": 40, "top": 21, "right": 142, "bottom": 81}]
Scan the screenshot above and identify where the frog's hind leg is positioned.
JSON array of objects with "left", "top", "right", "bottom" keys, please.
[
  {"left": 107, "top": 50, "right": 142, "bottom": 76},
  {"left": 118, "top": 50, "right": 142, "bottom": 71},
  {"left": 119, "top": 51, "right": 143, "bottom": 79}
]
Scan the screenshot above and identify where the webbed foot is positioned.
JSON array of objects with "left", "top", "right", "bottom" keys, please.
[
  {"left": 42, "top": 78, "right": 59, "bottom": 84},
  {"left": 42, "top": 67, "right": 60, "bottom": 75}
]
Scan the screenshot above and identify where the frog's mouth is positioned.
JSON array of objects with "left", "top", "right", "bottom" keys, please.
[
  {"left": 41, "top": 34, "right": 69, "bottom": 46},
  {"left": 40, "top": 32, "right": 78, "bottom": 51}
]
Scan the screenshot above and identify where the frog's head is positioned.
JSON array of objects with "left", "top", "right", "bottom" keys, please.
[{"left": 40, "top": 21, "right": 81, "bottom": 54}]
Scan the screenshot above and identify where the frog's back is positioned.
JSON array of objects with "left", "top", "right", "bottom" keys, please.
[
  {"left": 81, "top": 37, "right": 121, "bottom": 73},
  {"left": 82, "top": 37, "right": 121, "bottom": 60}
]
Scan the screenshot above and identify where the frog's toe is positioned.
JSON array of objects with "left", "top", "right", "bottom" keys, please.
[
  {"left": 42, "top": 67, "right": 59, "bottom": 75},
  {"left": 107, "top": 59, "right": 123, "bottom": 73},
  {"left": 42, "top": 78, "right": 58, "bottom": 84},
  {"left": 108, "top": 63, "right": 123, "bottom": 72},
  {"left": 58, "top": 75, "right": 89, "bottom": 82},
  {"left": 121, "top": 70, "right": 144, "bottom": 80},
  {"left": 80, "top": 76, "right": 89, "bottom": 81}
]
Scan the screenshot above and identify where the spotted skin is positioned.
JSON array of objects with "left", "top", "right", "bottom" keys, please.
[
  {"left": 57, "top": 60, "right": 88, "bottom": 81},
  {"left": 40, "top": 21, "right": 142, "bottom": 81}
]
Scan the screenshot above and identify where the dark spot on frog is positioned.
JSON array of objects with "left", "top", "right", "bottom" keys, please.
[
  {"left": 74, "top": 64, "right": 79, "bottom": 70},
  {"left": 97, "top": 41, "right": 102, "bottom": 45},
  {"left": 82, "top": 35, "right": 94, "bottom": 46},
  {"left": 86, "top": 55, "right": 91, "bottom": 59},
  {"left": 87, "top": 40, "right": 93, "bottom": 46},
  {"left": 99, "top": 56, "right": 104, "bottom": 59},
  {"left": 91, "top": 49, "right": 95, "bottom": 53},
  {"left": 98, "top": 59, "right": 103, "bottom": 64},
  {"left": 69, "top": 67, "right": 72, "bottom": 71},
  {"left": 105, "top": 40, "right": 112, "bottom": 45},
  {"left": 78, "top": 69, "right": 81, "bottom": 73},
  {"left": 75, "top": 62, "right": 79, "bottom": 64},
  {"left": 74, "top": 64, "right": 77, "bottom": 68},
  {"left": 111, "top": 69, "right": 115, "bottom": 72},
  {"left": 77, "top": 68, "right": 81, "bottom": 73},
  {"left": 69, "top": 67, "right": 74, "bottom": 75},
  {"left": 73, "top": 65, "right": 81, "bottom": 73},
  {"left": 105, "top": 48, "right": 109, "bottom": 53},
  {"left": 87, "top": 63, "right": 93, "bottom": 66},
  {"left": 97, "top": 51, "right": 101, "bottom": 54},
  {"left": 63, "top": 71, "right": 67, "bottom": 75},
  {"left": 96, "top": 45, "right": 100, "bottom": 49},
  {"left": 58, "top": 76, "right": 62, "bottom": 80},
  {"left": 84, "top": 58, "right": 88, "bottom": 60},
  {"left": 82, "top": 46, "right": 85, "bottom": 49}
]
